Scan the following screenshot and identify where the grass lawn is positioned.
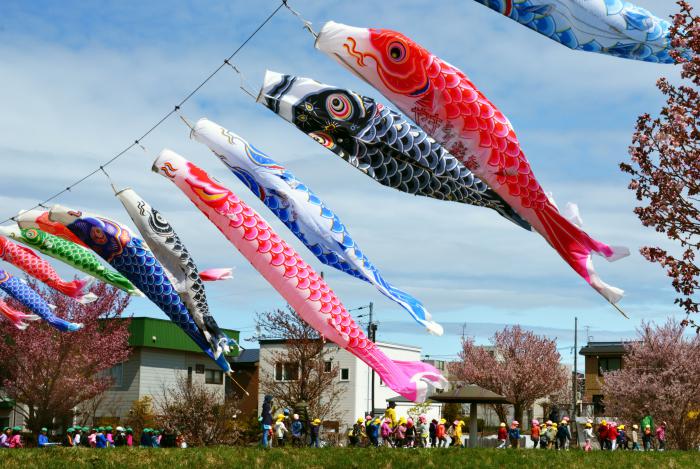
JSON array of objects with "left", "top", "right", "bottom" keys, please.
[{"left": 0, "top": 447, "right": 696, "bottom": 468}]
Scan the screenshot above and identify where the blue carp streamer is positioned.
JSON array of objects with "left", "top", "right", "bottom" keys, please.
[
  {"left": 192, "top": 118, "right": 444, "bottom": 336},
  {"left": 0, "top": 268, "right": 82, "bottom": 332},
  {"left": 474, "top": 0, "right": 686, "bottom": 63}
]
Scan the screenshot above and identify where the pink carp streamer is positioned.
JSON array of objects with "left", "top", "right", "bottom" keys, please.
[
  {"left": 316, "top": 22, "right": 629, "bottom": 307},
  {"left": 0, "top": 235, "right": 96, "bottom": 304},
  {"left": 0, "top": 298, "right": 40, "bottom": 330},
  {"left": 153, "top": 149, "right": 447, "bottom": 402},
  {"left": 199, "top": 268, "right": 233, "bottom": 281}
]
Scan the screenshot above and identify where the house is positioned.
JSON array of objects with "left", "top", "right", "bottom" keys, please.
[
  {"left": 579, "top": 341, "right": 628, "bottom": 416},
  {"left": 91, "top": 316, "right": 240, "bottom": 423},
  {"left": 0, "top": 316, "right": 241, "bottom": 428},
  {"left": 257, "top": 339, "right": 442, "bottom": 428}
]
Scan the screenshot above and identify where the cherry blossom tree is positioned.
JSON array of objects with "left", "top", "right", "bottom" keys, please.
[
  {"left": 449, "top": 325, "right": 567, "bottom": 424},
  {"left": 0, "top": 279, "right": 131, "bottom": 433},
  {"left": 602, "top": 320, "right": 700, "bottom": 450},
  {"left": 620, "top": 1, "right": 700, "bottom": 326}
]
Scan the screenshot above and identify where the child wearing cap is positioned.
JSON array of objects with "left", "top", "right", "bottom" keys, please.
[
  {"left": 643, "top": 424, "right": 652, "bottom": 451},
  {"left": 368, "top": 418, "right": 380, "bottom": 447},
  {"left": 0, "top": 427, "right": 10, "bottom": 448},
  {"left": 126, "top": 428, "right": 134, "bottom": 447},
  {"left": 656, "top": 422, "right": 666, "bottom": 451},
  {"left": 497, "top": 422, "right": 507, "bottom": 449},
  {"left": 309, "top": 418, "right": 321, "bottom": 448},
  {"left": 291, "top": 414, "right": 304, "bottom": 447},
  {"left": 508, "top": 421, "right": 520, "bottom": 449},
  {"left": 95, "top": 427, "right": 107, "bottom": 449},
  {"left": 38, "top": 428, "right": 49, "bottom": 448},
  {"left": 88, "top": 428, "right": 97, "bottom": 448},
  {"left": 436, "top": 418, "right": 447, "bottom": 448},
  {"left": 631, "top": 424, "right": 640, "bottom": 450},
  {"left": 381, "top": 418, "right": 393, "bottom": 447},
  {"left": 105, "top": 426, "right": 114, "bottom": 447},
  {"left": 530, "top": 420, "right": 540, "bottom": 449},
  {"left": 64, "top": 428, "right": 74, "bottom": 447},
  {"left": 9, "top": 427, "right": 23, "bottom": 448},
  {"left": 274, "top": 414, "right": 288, "bottom": 447},
  {"left": 583, "top": 421, "right": 593, "bottom": 451}
]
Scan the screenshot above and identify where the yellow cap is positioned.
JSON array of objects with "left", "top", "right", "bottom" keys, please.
[
  {"left": 357, "top": 418, "right": 363, "bottom": 424},
  {"left": 313, "top": 419, "right": 321, "bottom": 424},
  {"left": 619, "top": 425, "right": 625, "bottom": 430},
  {"left": 276, "top": 414, "right": 284, "bottom": 420},
  {"left": 601, "top": 420, "right": 607, "bottom": 425}
]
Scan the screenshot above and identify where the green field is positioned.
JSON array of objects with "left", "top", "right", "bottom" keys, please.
[{"left": 0, "top": 447, "right": 697, "bottom": 469}]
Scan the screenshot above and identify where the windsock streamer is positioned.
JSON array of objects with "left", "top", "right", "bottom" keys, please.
[
  {"left": 45, "top": 205, "right": 232, "bottom": 373},
  {"left": 472, "top": 0, "right": 686, "bottom": 63},
  {"left": 316, "top": 22, "right": 629, "bottom": 305},
  {"left": 3, "top": 223, "right": 142, "bottom": 297},
  {"left": 0, "top": 233, "right": 97, "bottom": 304},
  {"left": 0, "top": 268, "right": 82, "bottom": 332},
  {"left": 258, "top": 70, "right": 530, "bottom": 231},
  {"left": 191, "top": 118, "right": 442, "bottom": 336},
  {"left": 153, "top": 149, "right": 448, "bottom": 402},
  {"left": 0, "top": 298, "right": 40, "bottom": 330},
  {"left": 115, "top": 187, "right": 232, "bottom": 359}
]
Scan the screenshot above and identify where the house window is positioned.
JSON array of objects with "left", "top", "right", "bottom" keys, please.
[
  {"left": 205, "top": 369, "right": 224, "bottom": 385},
  {"left": 598, "top": 357, "right": 622, "bottom": 376},
  {"left": 324, "top": 361, "right": 332, "bottom": 373},
  {"left": 109, "top": 363, "right": 124, "bottom": 388},
  {"left": 593, "top": 395, "right": 605, "bottom": 416},
  {"left": 340, "top": 368, "right": 349, "bottom": 381},
  {"left": 275, "top": 362, "right": 299, "bottom": 381}
]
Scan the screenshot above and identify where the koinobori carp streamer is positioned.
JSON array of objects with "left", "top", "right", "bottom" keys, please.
[
  {"left": 258, "top": 70, "right": 529, "bottom": 231},
  {"left": 0, "top": 232, "right": 96, "bottom": 304},
  {"left": 46, "top": 205, "right": 232, "bottom": 373},
  {"left": 1, "top": 223, "right": 142, "bottom": 297},
  {"left": 0, "top": 268, "right": 82, "bottom": 332},
  {"left": 0, "top": 297, "right": 40, "bottom": 330},
  {"left": 153, "top": 149, "right": 448, "bottom": 402},
  {"left": 190, "top": 117, "right": 443, "bottom": 335},
  {"left": 316, "top": 22, "right": 629, "bottom": 305},
  {"left": 471, "top": 0, "right": 686, "bottom": 64},
  {"left": 115, "top": 187, "right": 232, "bottom": 359}
]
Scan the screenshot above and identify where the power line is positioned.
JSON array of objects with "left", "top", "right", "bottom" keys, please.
[{"left": 0, "top": 0, "right": 287, "bottom": 225}]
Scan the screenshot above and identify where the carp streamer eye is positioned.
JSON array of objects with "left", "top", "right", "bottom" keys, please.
[
  {"left": 326, "top": 93, "right": 353, "bottom": 121},
  {"left": 90, "top": 227, "right": 107, "bottom": 245},
  {"left": 310, "top": 131, "right": 336, "bottom": 150},
  {"left": 387, "top": 41, "right": 407, "bottom": 63}
]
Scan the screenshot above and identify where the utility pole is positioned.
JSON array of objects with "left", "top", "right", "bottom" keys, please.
[
  {"left": 368, "top": 302, "right": 377, "bottom": 416},
  {"left": 573, "top": 316, "right": 578, "bottom": 420}
]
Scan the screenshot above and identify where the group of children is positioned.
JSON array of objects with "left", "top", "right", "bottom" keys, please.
[
  {"left": 584, "top": 419, "right": 667, "bottom": 451},
  {"left": 1, "top": 425, "right": 188, "bottom": 449},
  {"left": 263, "top": 411, "right": 322, "bottom": 448},
  {"left": 498, "top": 418, "right": 572, "bottom": 449},
  {"left": 348, "top": 414, "right": 468, "bottom": 448}
]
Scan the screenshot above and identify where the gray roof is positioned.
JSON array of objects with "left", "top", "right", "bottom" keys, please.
[
  {"left": 427, "top": 385, "right": 511, "bottom": 404},
  {"left": 231, "top": 348, "right": 259, "bottom": 364},
  {"left": 579, "top": 342, "right": 630, "bottom": 356}
]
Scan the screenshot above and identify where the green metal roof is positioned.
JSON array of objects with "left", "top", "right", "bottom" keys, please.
[{"left": 127, "top": 317, "right": 240, "bottom": 357}]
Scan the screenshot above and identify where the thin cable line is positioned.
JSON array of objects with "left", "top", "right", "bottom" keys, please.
[{"left": 1, "top": 1, "right": 285, "bottom": 225}]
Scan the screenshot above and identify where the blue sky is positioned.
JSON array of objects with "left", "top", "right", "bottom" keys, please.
[{"left": 1, "top": 0, "right": 691, "bottom": 364}]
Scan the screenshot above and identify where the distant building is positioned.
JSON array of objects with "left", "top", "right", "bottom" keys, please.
[
  {"left": 257, "top": 339, "right": 442, "bottom": 428},
  {"left": 579, "top": 341, "right": 628, "bottom": 416},
  {"left": 1, "top": 316, "right": 241, "bottom": 428},
  {"left": 92, "top": 316, "right": 240, "bottom": 423}
]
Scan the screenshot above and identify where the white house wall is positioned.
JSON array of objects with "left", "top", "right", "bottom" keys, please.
[{"left": 258, "top": 341, "right": 436, "bottom": 427}]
